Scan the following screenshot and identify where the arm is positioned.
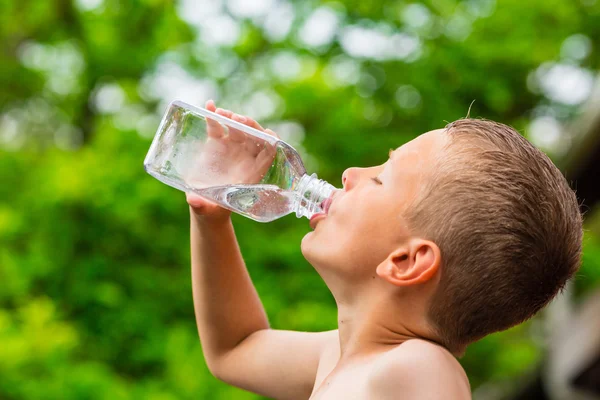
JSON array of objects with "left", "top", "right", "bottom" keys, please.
[
  {"left": 189, "top": 101, "right": 334, "bottom": 400},
  {"left": 190, "top": 210, "right": 336, "bottom": 400},
  {"left": 190, "top": 211, "right": 268, "bottom": 369}
]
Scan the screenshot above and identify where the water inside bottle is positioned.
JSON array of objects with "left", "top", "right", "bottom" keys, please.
[
  {"left": 147, "top": 104, "right": 335, "bottom": 221},
  {"left": 192, "top": 184, "right": 298, "bottom": 222}
]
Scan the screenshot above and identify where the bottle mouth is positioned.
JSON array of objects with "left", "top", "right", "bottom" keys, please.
[{"left": 293, "top": 173, "right": 337, "bottom": 219}]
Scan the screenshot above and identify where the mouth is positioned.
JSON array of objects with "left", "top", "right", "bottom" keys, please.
[
  {"left": 309, "top": 193, "right": 336, "bottom": 230},
  {"left": 320, "top": 192, "right": 335, "bottom": 215}
]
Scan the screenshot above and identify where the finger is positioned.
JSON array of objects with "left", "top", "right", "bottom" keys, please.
[
  {"left": 230, "top": 113, "right": 269, "bottom": 144},
  {"left": 186, "top": 191, "right": 220, "bottom": 209},
  {"left": 186, "top": 192, "right": 207, "bottom": 209},
  {"left": 256, "top": 146, "right": 277, "bottom": 175},
  {"left": 205, "top": 100, "right": 225, "bottom": 138},
  {"left": 238, "top": 117, "right": 267, "bottom": 156},
  {"left": 206, "top": 99, "right": 216, "bottom": 112},
  {"left": 216, "top": 108, "right": 233, "bottom": 118},
  {"left": 242, "top": 116, "right": 264, "bottom": 131},
  {"left": 265, "top": 128, "right": 280, "bottom": 139},
  {"left": 246, "top": 136, "right": 267, "bottom": 157},
  {"left": 257, "top": 140, "right": 277, "bottom": 161},
  {"left": 227, "top": 113, "right": 249, "bottom": 143}
]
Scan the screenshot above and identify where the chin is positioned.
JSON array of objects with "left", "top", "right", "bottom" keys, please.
[
  {"left": 300, "top": 232, "right": 323, "bottom": 265},
  {"left": 301, "top": 232, "right": 335, "bottom": 269},
  {"left": 300, "top": 232, "right": 312, "bottom": 258}
]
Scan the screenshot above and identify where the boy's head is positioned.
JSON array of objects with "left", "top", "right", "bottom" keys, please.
[{"left": 301, "top": 118, "right": 583, "bottom": 357}]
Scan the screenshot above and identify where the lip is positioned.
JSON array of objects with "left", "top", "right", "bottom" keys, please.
[
  {"left": 309, "top": 213, "right": 326, "bottom": 230},
  {"left": 321, "top": 191, "right": 338, "bottom": 214},
  {"left": 320, "top": 198, "right": 332, "bottom": 214}
]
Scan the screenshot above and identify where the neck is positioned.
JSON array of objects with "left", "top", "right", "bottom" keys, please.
[{"left": 330, "top": 281, "right": 442, "bottom": 363}]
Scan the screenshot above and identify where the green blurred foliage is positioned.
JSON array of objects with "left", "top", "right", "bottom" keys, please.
[{"left": 1, "top": 0, "right": 600, "bottom": 398}]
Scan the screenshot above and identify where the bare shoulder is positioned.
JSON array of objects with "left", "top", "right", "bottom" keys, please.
[{"left": 367, "top": 339, "right": 471, "bottom": 400}]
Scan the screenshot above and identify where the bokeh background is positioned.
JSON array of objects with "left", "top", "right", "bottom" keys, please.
[{"left": 2, "top": 0, "right": 600, "bottom": 399}]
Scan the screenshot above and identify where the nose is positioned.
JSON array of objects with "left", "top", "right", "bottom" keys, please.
[{"left": 342, "top": 167, "right": 360, "bottom": 191}]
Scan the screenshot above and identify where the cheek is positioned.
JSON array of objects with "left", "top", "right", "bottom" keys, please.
[{"left": 334, "top": 202, "right": 385, "bottom": 233}]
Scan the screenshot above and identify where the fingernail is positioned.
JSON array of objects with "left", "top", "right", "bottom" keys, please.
[{"left": 234, "top": 114, "right": 246, "bottom": 122}]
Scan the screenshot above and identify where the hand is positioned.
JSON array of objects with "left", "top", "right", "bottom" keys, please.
[{"left": 186, "top": 100, "right": 279, "bottom": 220}]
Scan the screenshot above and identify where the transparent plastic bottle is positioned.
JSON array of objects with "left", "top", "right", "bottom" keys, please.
[{"left": 143, "top": 101, "right": 337, "bottom": 223}]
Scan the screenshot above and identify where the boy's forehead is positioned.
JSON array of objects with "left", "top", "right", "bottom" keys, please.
[
  {"left": 385, "top": 129, "right": 447, "bottom": 205},
  {"left": 393, "top": 129, "right": 447, "bottom": 160}
]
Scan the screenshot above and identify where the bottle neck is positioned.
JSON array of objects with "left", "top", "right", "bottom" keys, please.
[{"left": 292, "top": 173, "right": 336, "bottom": 219}]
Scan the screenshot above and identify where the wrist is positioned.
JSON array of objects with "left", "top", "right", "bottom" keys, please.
[{"left": 189, "top": 206, "right": 232, "bottom": 226}]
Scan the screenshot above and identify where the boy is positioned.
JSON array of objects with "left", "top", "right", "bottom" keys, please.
[{"left": 186, "top": 100, "right": 583, "bottom": 399}]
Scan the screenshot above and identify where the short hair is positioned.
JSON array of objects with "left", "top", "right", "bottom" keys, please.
[{"left": 404, "top": 119, "right": 584, "bottom": 357}]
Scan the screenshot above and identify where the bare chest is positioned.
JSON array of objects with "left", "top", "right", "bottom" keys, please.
[
  {"left": 310, "top": 373, "right": 372, "bottom": 399},
  {"left": 309, "top": 350, "right": 373, "bottom": 400},
  {"left": 309, "top": 375, "right": 371, "bottom": 400}
]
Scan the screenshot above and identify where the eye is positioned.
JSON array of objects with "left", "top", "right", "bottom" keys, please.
[{"left": 371, "top": 177, "right": 382, "bottom": 185}]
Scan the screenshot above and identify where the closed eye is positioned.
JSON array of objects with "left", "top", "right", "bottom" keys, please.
[{"left": 371, "top": 177, "right": 382, "bottom": 184}]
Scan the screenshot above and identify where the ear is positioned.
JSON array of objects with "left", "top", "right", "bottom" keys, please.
[{"left": 375, "top": 239, "right": 441, "bottom": 286}]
